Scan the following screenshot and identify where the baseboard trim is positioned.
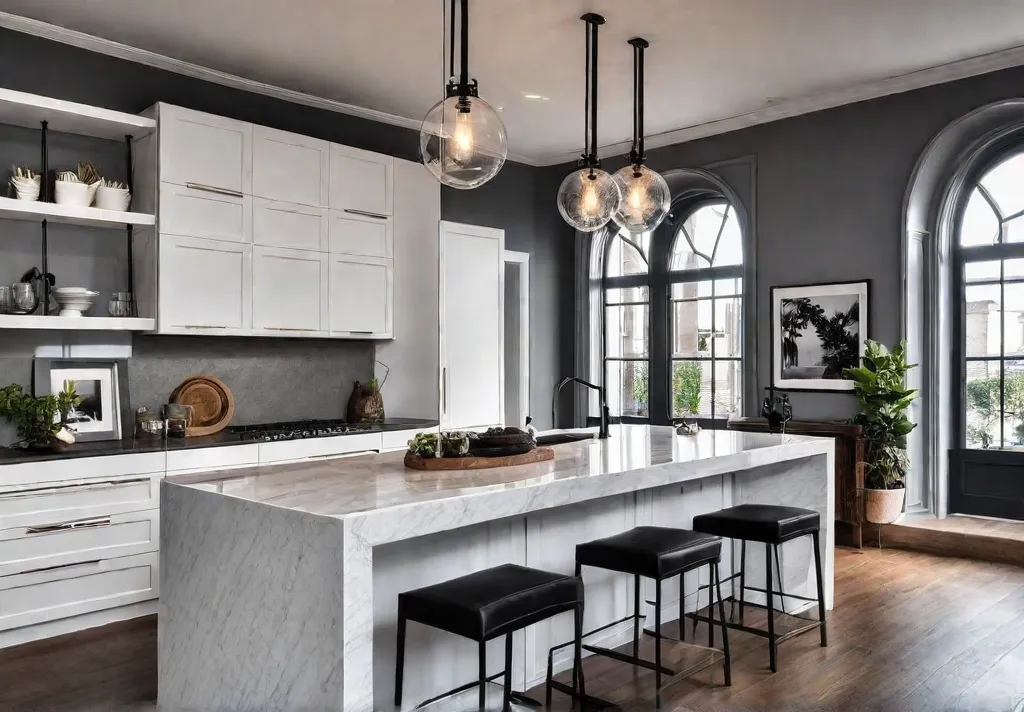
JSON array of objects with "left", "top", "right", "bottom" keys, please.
[{"left": 869, "top": 522, "right": 1024, "bottom": 567}]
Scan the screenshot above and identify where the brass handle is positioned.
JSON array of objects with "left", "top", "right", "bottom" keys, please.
[
  {"left": 185, "top": 182, "right": 244, "bottom": 198},
  {"left": 27, "top": 516, "right": 112, "bottom": 534},
  {"left": 343, "top": 209, "right": 389, "bottom": 220}
]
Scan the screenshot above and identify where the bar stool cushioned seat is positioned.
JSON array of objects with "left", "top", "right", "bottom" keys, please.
[
  {"left": 692, "top": 504, "right": 819, "bottom": 544},
  {"left": 398, "top": 563, "right": 583, "bottom": 641},
  {"left": 576, "top": 526, "right": 721, "bottom": 579}
]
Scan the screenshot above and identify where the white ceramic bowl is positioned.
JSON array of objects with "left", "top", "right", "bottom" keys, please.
[
  {"left": 53, "top": 288, "right": 98, "bottom": 317},
  {"left": 95, "top": 186, "right": 131, "bottom": 211},
  {"left": 54, "top": 180, "right": 99, "bottom": 208},
  {"left": 11, "top": 180, "right": 39, "bottom": 201}
]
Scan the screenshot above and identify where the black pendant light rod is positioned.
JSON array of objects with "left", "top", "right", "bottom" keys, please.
[
  {"left": 447, "top": 0, "right": 476, "bottom": 99},
  {"left": 628, "top": 37, "right": 649, "bottom": 166},
  {"left": 459, "top": 0, "right": 469, "bottom": 89},
  {"left": 581, "top": 13, "right": 605, "bottom": 169}
]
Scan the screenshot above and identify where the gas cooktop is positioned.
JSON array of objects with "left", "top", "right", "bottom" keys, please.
[{"left": 226, "top": 419, "right": 373, "bottom": 442}]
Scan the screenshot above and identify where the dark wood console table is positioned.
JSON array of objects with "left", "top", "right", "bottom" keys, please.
[{"left": 728, "top": 418, "right": 865, "bottom": 548}]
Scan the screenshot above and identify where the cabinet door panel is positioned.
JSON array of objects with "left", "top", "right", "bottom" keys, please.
[
  {"left": 253, "top": 198, "right": 328, "bottom": 251},
  {"left": 160, "top": 235, "right": 251, "bottom": 333},
  {"left": 252, "top": 246, "right": 327, "bottom": 335},
  {"left": 329, "top": 145, "right": 393, "bottom": 216},
  {"left": 328, "top": 210, "right": 392, "bottom": 258},
  {"left": 159, "top": 105, "right": 251, "bottom": 194},
  {"left": 160, "top": 182, "right": 251, "bottom": 243},
  {"left": 329, "top": 256, "right": 392, "bottom": 338},
  {"left": 252, "top": 125, "right": 329, "bottom": 207}
]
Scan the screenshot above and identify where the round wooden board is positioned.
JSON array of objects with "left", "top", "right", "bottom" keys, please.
[
  {"left": 170, "top": 374, "right": 235, "bottom": 437},
  {"left": 404, "top": 447, "right": 555, "bottom": 471}
]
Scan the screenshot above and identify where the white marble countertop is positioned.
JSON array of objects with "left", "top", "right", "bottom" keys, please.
[{"left": 167, "top": 425, "right": 834, "bottom": 521}]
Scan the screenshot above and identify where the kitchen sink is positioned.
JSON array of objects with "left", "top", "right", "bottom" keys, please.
[{"left": 535, "top": 432, "right": 601, "bottom": 446}]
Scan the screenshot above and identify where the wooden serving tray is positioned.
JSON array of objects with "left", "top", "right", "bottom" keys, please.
[{"left": 404, "top": 447, "right": 555, "bottom": 471}]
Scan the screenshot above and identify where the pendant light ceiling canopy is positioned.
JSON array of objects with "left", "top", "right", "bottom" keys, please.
[
  {"left": 556, "top": 13, "right": 621, "bottom": 233},
  {"left": 419, "top": 0, "right": 508, "bottom": 190},
  {"left": 612, "top": 37, "right": 671, "bottom": 234}
]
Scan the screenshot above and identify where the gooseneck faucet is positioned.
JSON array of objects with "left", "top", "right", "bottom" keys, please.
[{"left": 552, "top": 377, "right": 611, "bottom": 439}]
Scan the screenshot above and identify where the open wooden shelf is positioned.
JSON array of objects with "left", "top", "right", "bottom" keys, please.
[
  {"left": 0, "top": 315, "right": 155, "bottom": 331},
  {"left": 0, "top": 196, "right": 155, "bottom": 228},
  {"left": 0, "top": 88, "right": 155, "bottom": 141}
]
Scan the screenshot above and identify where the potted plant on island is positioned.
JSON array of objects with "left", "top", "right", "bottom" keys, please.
[
  {"left": 0, "top": 381, "right": 81, "bottom": 451},
  {"left": 843, "top": 340, "right": 918, "bottom": 524}
]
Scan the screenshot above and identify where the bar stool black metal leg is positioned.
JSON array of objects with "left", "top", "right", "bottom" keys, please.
[
  {"left": 774, "top": 544, "right": 786, "bottom": 614},
  {"left": 655, "top": 577, "right": 662, "bottom": 708},
  {"left": 574, "top": 602, "right": 587, "bottom": 711},
  {"left": 707, "top": 564, "right": 715, "bottom": 649},
  {"left": 738, "top": 539, "right": 747, "bottom": 624},
  {"left": 545, "top": 649, "right": 554, "bottom": 709},
  {"left": 634, "top": 573, "right": 642, "bottom": 656},
  {"left": 394, "top": 614, "right": 406, "bottom": 707},
  {"left": 502, "top": 633, "right": 513, "bottom": 712},
  {"left": 678, "top": 571, "right": 685, "bottom": 643},
  {"left": 764, "top": 544, "right": 776, "bottom": 673},
  {"left": 479, "top": 640, "right": 487, "bottom": 711},
  {"left": 713, "top": 561, "right": 731, "bottom": 686},
  {"left": 812, "top": 530, "right": 828, "bottom": 647}
]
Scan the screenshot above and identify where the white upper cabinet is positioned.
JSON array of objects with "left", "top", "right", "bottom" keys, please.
[
  {"left": 252, "top": 246, "right": 327, "bottom": 335},
  {"left": 158, "top": 105, "right": 251, "bottom": 195},
  {"left": 253, "top": 198, "right": 328, "bottom": 252},
  {"left": 159, "top": 182, "right": 251, "bottom": 243},
  {"left": 330, "top": 145, "right": 393, "bottom": 217},
  {"left": 159, "top": 234, "right": 251, "bottom": 335},
  {"left": 328, "top": 210, "right": 392, "bottom": 258},
  {"left": 328, "top": 255, "right": 392, "bottom": 338},
  {"left": 251, "top": 125, "right": 329, "bottom": 207}
]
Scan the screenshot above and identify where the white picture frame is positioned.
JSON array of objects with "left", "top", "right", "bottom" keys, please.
[{"left": 33, "top": 359, "right": 131, "bottom": 442}]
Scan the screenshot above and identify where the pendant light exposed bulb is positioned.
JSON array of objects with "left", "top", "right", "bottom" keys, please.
[
  {"left": 557, "top": 13, "right": 621, "bottom": 232},
  {"left": 612, "top": 38, "right": 670, "bottom": 233},
  {"left": 420, "top": 0, "right": 507, "bottom": 190}
]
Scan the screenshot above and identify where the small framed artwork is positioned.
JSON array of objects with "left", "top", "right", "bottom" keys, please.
[
  {"left": 33, "top": 359, "right": 132, "bottom": 442},
  {"left": 771, "top": 280, "right": 870, "bottom": 391}
]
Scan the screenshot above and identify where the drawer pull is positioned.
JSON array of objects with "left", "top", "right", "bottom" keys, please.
[
  {"left": 26, "top": 516, "right": 112, "bottom": 534},
  {"left": 182, "top": 325, "right": 228, "bottom": 329},
  {"left": 185, "top": 182, "right": 244, "bottom": 198},
  {"left": 24, "top": 559, "right": 102, "bottom": 576},
  {"left": 343, "top": 209, "right": 389, "bottom": 220},
  {"left": 264, "top": 327, "right": 316, "bottom": 332},
  {"left": 0, "top": 478, "right": 150, "bottom": 500},
  {"left": 349, "top": 330, "right": 375, "bottom": 335}
]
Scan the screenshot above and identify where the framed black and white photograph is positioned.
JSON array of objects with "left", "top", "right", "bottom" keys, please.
[
  {"left": 771, "top": 281, "right": 870, "bottom": 391},
  {"left": 33, "top": 359, "right": 131, "bottom": 442}
]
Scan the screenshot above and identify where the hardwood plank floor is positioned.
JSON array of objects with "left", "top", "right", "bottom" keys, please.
[{"left": 1, "top": 548, "right": 1022, "bottom": 711}]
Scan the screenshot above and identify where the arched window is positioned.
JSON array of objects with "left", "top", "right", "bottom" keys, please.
[{"left": 592, "top": 174, "right": 748, "bottom": 426}]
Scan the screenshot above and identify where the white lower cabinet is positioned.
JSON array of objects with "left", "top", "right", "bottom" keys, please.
[
  {"left": 0, "top": 552, "right": 158, "bottom": 632},
  {"left": 252, "top": 245, "right": 328, "bottom": 335},
  {"left": 159, "top": 234, "right": 252, "bottom": 334},
  {"left": 329, "top": 255, "right": 393, "bottom": 338}
]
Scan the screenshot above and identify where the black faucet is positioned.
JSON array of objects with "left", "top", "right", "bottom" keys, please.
[{"left": 552, "top": 377, "right": 610, "bottom": 439}]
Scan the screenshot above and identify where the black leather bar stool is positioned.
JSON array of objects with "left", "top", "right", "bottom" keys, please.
[
  {"left": 394, "top": 563, "right": 585, "bottom": 711},
  {"left": 547, "top": 526, "right": 731, "bottom": 708},
  {"left": 691, "top": 504, "right": 827, "bottom": 672}
]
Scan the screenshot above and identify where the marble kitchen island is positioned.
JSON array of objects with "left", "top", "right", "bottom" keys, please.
[{"left": 159, "top": 425, "right": 835, "bottom": 712}]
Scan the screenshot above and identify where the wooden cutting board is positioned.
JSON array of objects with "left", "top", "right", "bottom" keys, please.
[
  {"left": 170, "top": 374, "right": 235, "bottom": 437},
  {"left": 404, "top": 447, "right": 555, "bottom": 471}
]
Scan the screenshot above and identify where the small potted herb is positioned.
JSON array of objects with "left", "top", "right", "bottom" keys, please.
[
  {"left": 0, "top": 381, "right": 81, "bottom": 451},
  {"left": 843, "top": 340, "right": 918, "bottom": 524}
]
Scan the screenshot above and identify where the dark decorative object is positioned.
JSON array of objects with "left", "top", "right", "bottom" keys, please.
[
  {"left": 771, "top": 280, "right": 870, "bottom": 391},
  {"left": 761, "top": 386, "right": 793, "bottom": 433},
  {"left": 347, "top": 379, "right": 384, "bottom": 423}
]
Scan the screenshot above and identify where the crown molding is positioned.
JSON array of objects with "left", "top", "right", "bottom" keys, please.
[
  {"left": 535, "top": 42, "right": 1024, "bottom": 167},
  {"left": 7, "top": 11, "right": 1024, "bottom": 169}
]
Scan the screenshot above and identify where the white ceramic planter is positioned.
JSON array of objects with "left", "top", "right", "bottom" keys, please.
[
  {"left": 95, "top": 186, "right": 131, "bottom": 211},
  {"left": 864, "top": 487, "right": 905, "bottom": 524}
]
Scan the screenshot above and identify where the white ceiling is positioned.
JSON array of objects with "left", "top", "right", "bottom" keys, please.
[{"left": 4, "top": 0, "right": 1024, "bottom": 164}]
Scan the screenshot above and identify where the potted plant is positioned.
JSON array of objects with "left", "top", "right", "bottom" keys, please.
[
  {"left": 673, "top": 361, "right": 703, "bottom": 435},
  {"left": 0, "top": 381, "right": 80, "bottom": 451},
  {"left": 843, "top": 340, "right": 918, "bottom": 524}
]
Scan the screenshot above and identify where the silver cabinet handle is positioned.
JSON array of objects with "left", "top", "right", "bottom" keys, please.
[
  {"left": 183, "top": 325, "right": 228, "bottom": 329},
  {"left": 26, "top": 559, "right": 102, "bottom": 576},
  {"left": 0, "top": 478, "right": 149, "bottom": 500},
  {"left": 442, "top": 367, "right": 448, "bottom": 415},
  {"left": 185, "top": 182, "right": 244, "bottom": 198},
  {"left": 349, "top": 330, "right": 374, "bottom": 335},
  {"left": 343, "top": 209, "right": 389, "bottom": 220},
  {"left": 27, "top": 516, "right": 112, "bottom": 534},
  {"left": 264, "top": 327, "right": 316, "bottom": 332}
]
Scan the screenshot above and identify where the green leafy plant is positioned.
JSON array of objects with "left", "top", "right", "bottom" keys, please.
[
  {"left": 843, "top": 340, "right": 918, "bottom": 490},
  {"left": 673, "top": 361, "right": 703, "bottom": 417},
  {"left": 0, "top": 381, "right": 80, "bottom": 448}
]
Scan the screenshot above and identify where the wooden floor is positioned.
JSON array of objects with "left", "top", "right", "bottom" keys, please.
[{"left": 2, "top": 547, "right": 1024, "bottom": 711}]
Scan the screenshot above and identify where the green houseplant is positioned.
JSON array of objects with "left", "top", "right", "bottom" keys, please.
[
  {"left": 843, "top": 340, "right": 918, "bottom": 524},
  {"left": 0, "top": 381, "right": 80, "bottom": 450}
]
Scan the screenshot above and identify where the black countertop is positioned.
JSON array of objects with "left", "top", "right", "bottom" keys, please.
[{"left": 0, "top": 418, "right": 438, "bottom": 465}]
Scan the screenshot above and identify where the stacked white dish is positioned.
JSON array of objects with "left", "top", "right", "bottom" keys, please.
[
  {"left": 53, "top": 288, "right": 99, "bottom": 317},
  {"left": 10, "top": 175, "right": 40, "bottom": 201},
  {"left": 95, "top": 184, "right": 131, "bottom": 211}
]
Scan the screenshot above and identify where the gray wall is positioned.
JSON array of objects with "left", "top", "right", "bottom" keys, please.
[
  {"left": 0, "top": 27, "right": 570, "bottom": 430},
  {"left": 546, "top": 62, "right": 1024, "bottom": 422}
]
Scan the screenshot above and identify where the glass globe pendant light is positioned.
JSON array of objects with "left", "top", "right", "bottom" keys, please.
[
  {"left": 557, "top": 13, "right": 621, "bottom": 232},
  {"left": 611, "top": 38, "right": 670, "bottom": 233},
  {"left": 419, "top": 0, "right": 508, "bottom": 190}
]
